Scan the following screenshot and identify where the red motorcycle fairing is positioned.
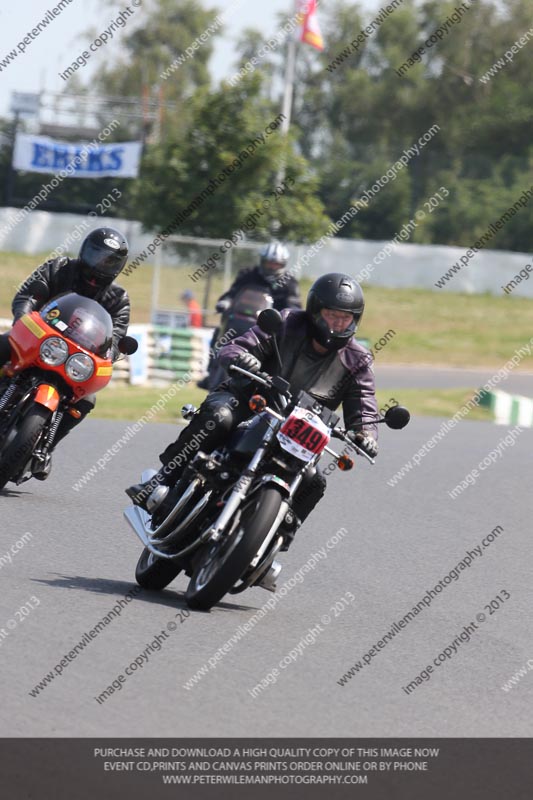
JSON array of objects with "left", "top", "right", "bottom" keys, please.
[{"left": 5, "top": 295, "right": 115, "bottom": 402}]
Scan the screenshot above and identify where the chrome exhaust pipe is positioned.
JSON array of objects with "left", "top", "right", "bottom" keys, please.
[
  {"left": 124, "top": 471, "right": 212, "bottom": 560},
  {"left": 123, "top": 504, "right": 207, "bottom": 561},
  {"left": 123, "top": 506, "right": 178, "bottom": 561},
  {"left": 150, "top": 478, "right": 203, "bottom": 540},
  {"left": 256, "top": 560, "right": 282, "bottom": 592},
  {"left": 155, "top": 490, "right": 212, "bottom": 548}
]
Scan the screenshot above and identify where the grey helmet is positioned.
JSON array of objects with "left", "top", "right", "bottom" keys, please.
[{"left": 258, "top": 241, "right": 290, "bottom": 283}]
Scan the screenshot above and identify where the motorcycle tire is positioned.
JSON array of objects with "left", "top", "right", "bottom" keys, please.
[
  {"left": 186, "top": 486, "right": 284, "bottom": 611},
  {"left": 0, "top": 405, "right": 50, "bottom": 491},
  {"left": 135, "top": 547, "right": 182, "bottom": 591}
]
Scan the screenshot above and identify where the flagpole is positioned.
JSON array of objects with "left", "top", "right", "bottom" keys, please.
[
  {"left": 275, "top": 1, "right": 323, "bottom": 189},
  {"left": 275, "top": 34, "right": 297, "bottom": 188},
  {"left": 280, "top": 36, "right": 297, "bottom": 137}
]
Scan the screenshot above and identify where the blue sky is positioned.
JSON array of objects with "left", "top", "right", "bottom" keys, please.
[{"left": 0, "top": 0, "right": 375, "bottom": 120}]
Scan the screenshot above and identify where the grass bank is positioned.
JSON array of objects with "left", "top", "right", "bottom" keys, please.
[
  {"left": 93, "top": 384, "right": 491, "bottom": 423},
  {"left": 3, "top": 251, "right": 532, "bottom": 368}
]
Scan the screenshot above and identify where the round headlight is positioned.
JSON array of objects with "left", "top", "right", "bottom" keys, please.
[
  {"left": 65, "top": 353, "right": 94, "bottom": 382},
  {"left": 40, "top": 337, "right": 68, "bottom": 366}
]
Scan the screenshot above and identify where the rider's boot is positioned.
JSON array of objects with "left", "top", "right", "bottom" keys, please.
[{"left": 126, "top": 468, "right": 170, "bottom": 513}]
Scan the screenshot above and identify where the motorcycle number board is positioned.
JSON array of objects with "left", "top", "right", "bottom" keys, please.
[{"left": 277, "top": 406, "right": 330, "bottom": 462}]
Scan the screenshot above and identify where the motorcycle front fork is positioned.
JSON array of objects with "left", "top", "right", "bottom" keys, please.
[{"left": 31, "top": 408, "right": 64, "bottom": 469}]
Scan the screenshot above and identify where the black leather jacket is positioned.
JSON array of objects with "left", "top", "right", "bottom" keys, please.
[
  {"left": 12, "top": 257, "right": 130, "bottom": 361},
  {"left": 218, "top": 265, "right": 301, "bottom": 311}
]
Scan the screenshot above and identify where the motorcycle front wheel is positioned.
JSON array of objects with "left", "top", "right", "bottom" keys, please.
[
  {"left": 185, "top": 486, "right": 284, "bottom": 611},
  {"left": 135, "top": 547, "right": 182, "bottom": 590},
  {"left": 0, "top": 405, "right": 50, "bottom": 491}
]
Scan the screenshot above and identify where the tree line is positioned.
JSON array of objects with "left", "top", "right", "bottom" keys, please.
[{"left": 1, "top": 0, "right": 531, "bottom": 253}]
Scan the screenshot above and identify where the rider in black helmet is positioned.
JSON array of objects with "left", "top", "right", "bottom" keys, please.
[
  {"left": 305, "top": 273, "right": 365, "bottom": 351},
  {"left": 127, "top": 272, "right": 378, "bottom": 550},
  {"left": 0, "top": 227, "right": 131, "bottom": 478},
  {"left": 78, "top": 227, "right": 129, "bottom": 293}
]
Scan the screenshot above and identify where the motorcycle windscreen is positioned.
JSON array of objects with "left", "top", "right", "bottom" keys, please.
[
  {"left": 226, "top": 287, "right": 274, "bottom": 337},
  {"left": 40, "top": 293, "right": 113, "bottom": 357},
  {"left": 230, "top": 286, "right": 274, "bottom": 318}
]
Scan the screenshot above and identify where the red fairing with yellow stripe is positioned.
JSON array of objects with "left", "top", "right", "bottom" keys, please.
[
  {"left": 33, "top": 384, "right": 60, "bottom": 412},
  {"left": 6, "top": 311, "right": 114, "bottom": 402}
]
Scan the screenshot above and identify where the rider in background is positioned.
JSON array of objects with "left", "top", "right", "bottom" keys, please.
[
  {"left": 216, "top": 241, "right": 301, "bottom": 312},
  {"left": 197, "top": 241, "right": 301, "bottom": 389},
  {"left": 0, "top": 227, "right": 130, "bottom": 478}
]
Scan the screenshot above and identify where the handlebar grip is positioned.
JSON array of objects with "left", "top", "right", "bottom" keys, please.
[
  {"left": 228, "top": 364, "right": 272, "bottom": 386},
  {"left": 331, "top": 428, "right": 347, "bottom": 440}
]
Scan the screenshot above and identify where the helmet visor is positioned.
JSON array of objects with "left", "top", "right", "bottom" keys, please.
[
  {"left": 320, "top": 308, "right": 355, "bottom": 333},
  {"left": 81, "top": 241, "right": 125, "bottom": 281},
  {"left": 262, "top": 259, "right": 285, "bottom": 273}
]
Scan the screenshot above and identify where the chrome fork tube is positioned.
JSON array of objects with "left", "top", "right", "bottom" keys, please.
[{"left": 207, "top": 446, "right": 268, "bottom": 541}]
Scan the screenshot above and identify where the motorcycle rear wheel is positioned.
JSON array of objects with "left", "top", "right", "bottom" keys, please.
[
  {"left": 135, "top": 547, "right": 182, "bottom": 590},
  {"left": 0, "top": 405, "right": 50, "bottom": 491},
  {"left": 186, "top": 487, "right": 284, "bottom": 611}
]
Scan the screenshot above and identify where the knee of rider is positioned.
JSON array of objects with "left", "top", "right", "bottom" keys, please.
[{"left": 205, "top": 402, "right": 234, "bottom": 434}]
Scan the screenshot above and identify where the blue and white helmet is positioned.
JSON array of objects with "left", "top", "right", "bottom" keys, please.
[{"left": 258, "top": 241, "right": 290, "bottom": 282}]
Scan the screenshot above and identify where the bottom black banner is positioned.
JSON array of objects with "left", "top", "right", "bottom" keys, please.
[{"left": 2, "top": 738, "right": 531, "bottom": 799}]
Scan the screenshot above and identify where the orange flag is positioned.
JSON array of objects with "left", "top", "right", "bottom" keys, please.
[{"left": 297, "top": 0, "right": 324, "bottom": 51}]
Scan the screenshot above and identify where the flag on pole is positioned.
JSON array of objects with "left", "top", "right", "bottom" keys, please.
[{"left": 296, "top": 0, "right": 324, "bottom": 51}]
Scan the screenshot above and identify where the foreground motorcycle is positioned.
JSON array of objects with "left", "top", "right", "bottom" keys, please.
[
  {"left": 204, "top": 284, "right": 274, "bottom": 391},
  {"left": 0, "top": 292, "right": 137, "bottom": 491},
  {"left": 125, "top": 309, "right": 410, "bottom": 611}
]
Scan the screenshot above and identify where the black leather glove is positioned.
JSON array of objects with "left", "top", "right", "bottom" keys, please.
[
  {"left": 348, "top": 431, "right": 378, "bottom": 458},
  {"left": 215, "top": 299, "right": 231, "bottom": 313},
  {"left": 234, "top": 351, "right": 262, "bottom": 375}
]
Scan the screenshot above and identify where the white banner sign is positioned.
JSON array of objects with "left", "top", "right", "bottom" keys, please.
[{"left": 13, "top": 134, "right": 142, "bottom": 179}]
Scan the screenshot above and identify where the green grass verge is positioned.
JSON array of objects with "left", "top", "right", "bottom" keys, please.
[
  {"left": 93, "top": 385, "right": 492, "bottom": 423},
  {"left": 377, "top": 388, "right": 491, "bottom": 422},
  {"left": 3, "top": 250, "right": 533, "bottom": 368}
]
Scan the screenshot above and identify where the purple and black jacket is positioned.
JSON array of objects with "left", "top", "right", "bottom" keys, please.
[{"left": 218, "top": 309, "right": 379, "bottom": 439}]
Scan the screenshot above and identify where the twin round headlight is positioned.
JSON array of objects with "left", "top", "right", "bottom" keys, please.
[
  {"left": 66, "top": 353, "right": 94, "bottom": 382},
  {"left": 39, "top": 338, "right": 94, "bottom": 382},
  {"left": 39, "top": 337, "right": 68, "bottom": 366}
]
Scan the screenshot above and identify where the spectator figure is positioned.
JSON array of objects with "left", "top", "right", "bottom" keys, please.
[{"left": 181, "top": 289, "right": 202, "bottom": 327}]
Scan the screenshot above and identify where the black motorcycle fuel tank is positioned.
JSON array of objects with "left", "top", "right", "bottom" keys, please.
[{"left": 228, "top": 413, "right": 273, "bottom": 456}]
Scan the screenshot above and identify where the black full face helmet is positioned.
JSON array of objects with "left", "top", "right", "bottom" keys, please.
[
  {"left": 78, "top": 227, "right": 128, "bottom": 291},
  {"left": 306, "top": 273, "right": 365, "bottom": 351}
]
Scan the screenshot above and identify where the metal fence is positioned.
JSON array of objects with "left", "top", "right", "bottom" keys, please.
[
  {"left": 2, "top": 207, "right": 533, "bottom": 297},
  {"left": 149, "top": 235, "right": 271, "bottom": 326}
]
